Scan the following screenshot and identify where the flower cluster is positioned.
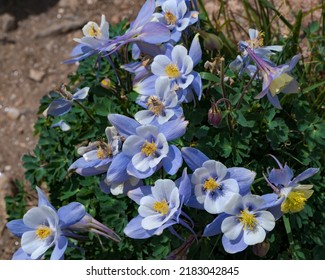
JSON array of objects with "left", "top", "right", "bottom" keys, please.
[{"left": 8, "top": 0, "right": 320, "bottom": 260}]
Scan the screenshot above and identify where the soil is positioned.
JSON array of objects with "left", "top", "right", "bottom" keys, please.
[{"left": 0, "top": 0, "right": 321, "bottom": 260}]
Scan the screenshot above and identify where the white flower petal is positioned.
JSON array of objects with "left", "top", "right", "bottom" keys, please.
[
  {"left": 256, "top": 211, "right": 275, "bottom": 231},
  {"left": 222, "top": 216, "right": 243, "bottom": 240},
  {"left": 141, "top": 214, "right": 165, "bottom": 230},
  {"left": 243, "top": 225, "right": 266, "bottom": 245}
]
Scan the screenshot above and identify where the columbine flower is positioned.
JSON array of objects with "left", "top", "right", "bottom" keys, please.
[
  {"left": 264, "top": 155, "right": 319, "bottom": 218},
  {"left": 100, "top": 175, "right": 142, "bottom": 196},
  {"left": 203, "top": 194, "right": 275, "bottom": 254},
  {"left": 135, "top": 77, "right": 183, "bottom": 125},
  {"left": 51, "top": 120, "right": 71, "bottom": 131},
  {"left": 181, "top": 147, "right": 256, "bottom": 213},
  {"left": 6, "top": 187, "right": 120, "bottom": 260},
  {"left": 46, "top": 85, "right": 89, "bottom": 117},
  {"left": 148, "top": 34, "right": 202, "bottom": 102},
  {"left": 153, "top": 0, "right": 199, "bottom": 43},
  {"left": 105, "top": 114, "right": 187, "bottom": 183},
  {"left": 67, "top": 0, "right": 170, "bottom": 63},
  {"left": 69, "top": 126, "right": 121, "bottom": 176},
  {"left": 124, "top": 169, "right": 193, "bottom": 239}
]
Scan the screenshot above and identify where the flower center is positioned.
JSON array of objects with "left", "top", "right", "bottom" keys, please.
[
  {"left": 36, "top": 226, "right": 53, "bottom": 240},
  {"left": 153, "top": 199, "right": 169, "bottom": 215},
  {"left": 141, "top": 140, "right": 157, "bottom": 157},
  {"left": 246, "top": 31, "right": 264, "bottom": 49},
  {"left": 88, "top": 23, "right": 102, "bottom": 37},
  {"left": 238, "top": 210, "right": 258, "bottom": 231},
  {"left": 203, "top": 177, "right": 220, "bottom": 191},
  {"left": 97, "top": 143, "right": 112, "bottom": 159},
  {"left": 146, "top": 96, "right": 165, "bottom": 115},
  {"left": 164, "top": 11, "right": 177, "bottom": 25},
  {"left": 269, "top": 73, "right": 294, "bottom": 96},
  {"left": 165, "top": 64, "right": 181, "bottom": 78},
  {"left": 281, "top": 191, "right": 307, "bottom": 213}
]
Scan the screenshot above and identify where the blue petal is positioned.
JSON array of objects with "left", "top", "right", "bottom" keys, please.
[
  {"left": 123, "top": 215, "right": 155, "bottom": 239},
  {"left": 12, "top": 248, "right": 31, "bottom": 260},
  {"left": 51, "top": 120, "right": 71, "bottom": 131},
  {"left": 127, "top": 161, "right": 156, "bottom": 179},
  {"left": 36, "top": 186, "right": 55, "bottom": 210},
  {"left": 131, "top": 0, "right": 156, "bottom": 29},
  {"left": 72, "top": 87, "right": 89, "bottom": 100},
  {"left": 181, "top": 147, "right": 209, "bottom": 171},
  {"left": 203, "top": 213, "right": 229, "bottom": 237},
  {"left": 7, "top": 219, "right": 33, "bottom": 237},
  {"left": 139, "top": 22, "right": 170, "bottom": 44},
  {"left": 222, "top": 233, "right": 248, "bottom": 254},
  {"left": 191, "top": 71, "right": 202, "bottom": 100},
  {"left": 266, "top": 92, "right": 282, "bottom": 109},
  {"left": 127, "top": 185, "right": 152, "bottom": 204},
  {"left": 162, "top": 145, "right": 182, "bottom": 175},
  {"left": 159, "top": 117, "right": 188, "bottom": 141},
  {"left": 226, "top": 167, "right": 256, "bottom": 196},
  {"left": 268, "top": 165, "right": 293, "bottom": 187},
  {"left": 291, "top": 168, "right": 319, "bottom": 185},
  {"left": 47, "top": 99, "right": 72, "bottom": 117},
  {"left": 108, "top": 114, "right": 140, "bottom": 138},
  {"left": 58, "top": 202, "right": 86, "bottom": 228},
  {"left": 189, "top": 34, "right": 202, "bottom": 66},
  {"left": 106, "top": 153, "right": 130, "bottom": 184},
  {"left": 178, "top": 168, "right": 191, "bottom": 202},
  {"left": 50, "top": 236, "right": 68, "bottom": 260}
]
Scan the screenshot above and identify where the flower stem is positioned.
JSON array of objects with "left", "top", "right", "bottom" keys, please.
[
  {"left": 73, "top": 100, "right": 96, "bottom": 122},
  {"left": 235, "top": 70, "right": 258, "bottom": 110}
]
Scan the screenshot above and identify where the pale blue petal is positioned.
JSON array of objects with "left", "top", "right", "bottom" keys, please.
[
  {"left": 189, "top": 34, "right": 202, "bottom": 66},
  {"left": 127, "top": 160, "right": 156, "bottom": 179},
  {"left": 178, "top": 168, "right": 191, "bottom": 202},
  {"left": 203, "top": 160, "right": 227, "bottom": 180},
  {"left": 127, "top": 185, "right": 152, "bottom": 204},
  {"left": 151, "top": 55, "right": 172, "bottom": 76},
  {"left": 181, "top": 147, "right": 209, "bottom": 171},
  {"left": 58, "top": 202, "right": 86, "bottom": 228},
  {"left": 222, "top": 233, "right": 248, "bottom": 254},
  {"left": 50, "top": 236, "right": 68, "bottom": 260},
  {"left": 152, "top": 179, "right": 176, "bottom": 201},
  {"left": 203, "top": 213, "right": 229, "bottom": 237},
  {"left": 226, "top": 167, "right": 255, "bottom": 196},
  {"left": 242, "top": 195, "right": 265, "bottom": 211},
  {"left": 72, "top": 87, "right": 89, "bottom": 100},
  {"left": 142, "top": 214, "right": 165, "bottom": 230},
  {"left": 21, "top": 231, "right": 52, "bottom": 259},
  {"left": 12, "top": 248, "right": 31, "bottom": 260},
  {"left": 36, "top": 186, "right": 55, "bottom": 210},
  {"left": 47, "top": 99, "right": 72, "bottom": 117},
  {"left": 291, "top": 168, "right": 319, "bottom": 185},
  {"left": 221, "top": 216, "right": 243, "bottom": 240},
  {"left": 132, "top": 0, "right": 156, "bottom": 29},
  {"left": 6, "top": 219, "right": 33, "bottom": 237},
  {"left": 132, "top": 152, "right": 151, "bottom": 172},
  {"left": 172, "top": 45, "right": 188, "bottom": 69},
  {"left": 23, "top": 206, "right": 58, "bottom": 229},
  {"left": 159, "top": 117, "right": 188, "bottom": 141},
  {"left": 122, "top": 135, "right": 144, "bottom": 156},
  {"left": 139, "top": 22, "right": 170, "bottom": 44},
  {"left": 162, "top": 145, "right": 182, "bottom": 175},
  {"left": 192, "top": 167, "right": 209, "bottom": 185},
  {"left": 106, "top": 153, "right": 130, "bottom": 183},
  {"left": 135, "top": 110, "right": 155, "bottom": 125},
  {"left": 108, "top": 114, "right": 140, "bottom": 137},
  {"left": 123, "top": 216, "right": 155, "bottom": 239},
  {"left": 256, "top": 211, "right": 275, "bottom": 231}
]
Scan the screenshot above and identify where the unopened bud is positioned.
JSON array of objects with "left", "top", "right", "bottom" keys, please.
[
  {"left": 100, "top": 78, "right": 112, "bottom": 89},
  {"left": 208, "top": 102, "right": 222, "bottom": 127},
  {"left": 199, "top": 30, "right": 223, "bottom": 51}
]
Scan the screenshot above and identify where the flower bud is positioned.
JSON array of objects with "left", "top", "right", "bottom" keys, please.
[
  {"left": 252, "top": 239, "right": 270, "bottom": 257},
  {"left": 100, "top": 78, "right": 112, "bottom": 89},
  {"left": 199, "top": 30, "right": 223, "bottom": 51},
  {"left": 208, "top": 102, "right": 222, "bottom": 127}
]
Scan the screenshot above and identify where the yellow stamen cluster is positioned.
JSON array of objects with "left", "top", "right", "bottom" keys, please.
[
  {"left": 141, "top": 140, "right": 157, "bottom": 157},
  {"left": 165, "top": 64, "right": 181, "bottom": 78},
  {"left": 153, "top": 199, "right": 169, "bottom": 215},
  {"left": 269, "top": 73, "right": 293, "bottom": 96},
  {"left": 246, "top": 31, "right": 264, "bottom": 49},
  {"left": 281, "top": 191, "right": 307, "bottom": 213},
  {"left": 238, "top": 210, "right": 258, "bottom": 231},
  {"left": 203, "top": 177, "right": 220, "bottom": 191},
  {"left": 36, "top": 226, "right": 53, "bottom": 240},
  {"left": 97, "top": 143, "right": 112, "bottom": 159},
  {"left": 88, "top": 24, "right": 102, "bottom": 37},
  {"left": 146, "top": 96, "right": 164, "bottom": 115},
  {"left": 164, "top": 11, "right": 177, "bottom": 25}
]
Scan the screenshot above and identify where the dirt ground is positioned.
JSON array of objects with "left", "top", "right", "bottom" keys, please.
[{"left": 0, "top": 0, "right": 322, "bottom": 260}]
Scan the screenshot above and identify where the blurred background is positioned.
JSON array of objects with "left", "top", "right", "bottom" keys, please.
[{"left": 0, "top": 0, "right": 322, "bottom": 259}]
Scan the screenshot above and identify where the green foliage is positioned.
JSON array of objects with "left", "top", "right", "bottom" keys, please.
[{"left": 6, "top": 1, "right": 324, "bottom": 260}]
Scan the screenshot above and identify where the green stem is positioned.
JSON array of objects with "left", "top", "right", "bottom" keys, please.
[
  {"left": 73, "top": 100, "right": 96, "bottom": 122},
  {"left": 235, "top": 70, "right": 258, "bottom": 110},
  {"left": 283, "top": 215, "right": 295, "bottom": 248},
  {"left": 197, "top": 0, "right": 215, "bottom": 30}
]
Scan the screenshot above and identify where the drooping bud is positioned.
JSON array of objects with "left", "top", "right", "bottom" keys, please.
[
  {"left": 208, "top": 102, "right": 222, "bottom": 127},
  {"left": 165, "top": 235, "right": 196, "bottom": 260},
  {"left": 100, "top": 78, "right": 112, "bottom": 89},
  {"left": 198, "top": 30, "right": 223, "bottom": 51}
]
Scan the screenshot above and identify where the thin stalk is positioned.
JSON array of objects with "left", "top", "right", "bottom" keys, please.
[
  {"left": 73, "top": 100, "right": 96, "bottom": 122},
  {"left": 235, "top": 70, "right": 258, "bottom": 110},
  {"left": 282, "top": 215, "right": 296, "bottom": 257},
  {"left": 220, "top": 58, "right": 233, "bottom": 131},
  {"left": 197, "top": 0, "right": 215, "bottom": 30}
]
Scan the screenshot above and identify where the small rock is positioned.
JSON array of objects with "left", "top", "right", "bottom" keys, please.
[
  {"left": 1, "top": 13, "right": 16, "bottom": 32},
  {"left": 4, "top": 166, "right": 12, "bottom": 172},
  {"left": 29, "top": 69, "right": 46, "bottom": 82},
  {"left": 0, "top": 173, "right": 10, "bottom": 189},
  {"left": 4, "top": 107, "right": 20, "bottom": 120}
]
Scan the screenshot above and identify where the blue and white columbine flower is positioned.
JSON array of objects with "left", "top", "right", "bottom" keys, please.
[
  {"left": 263, "top": 155, "right": 319, "bottom": 218},
  {"left": 149, "top": 35, "right": 202, "bottom": 102},
  {"left": 181, "top": 147, "right": 256, "bottom": 213},
  {"left": 105, "top": 114, "right": 187, "bottom": 183},
  {"left": 69, "top": 126, "right": 121, "bottom": 176},
  {"left": 135, "top": 77, "right": 183, "bottom": 125},
  {"left": 124, "top": 169, "right": 193, "bottom": 239},
  {"left": 46, "top": 86, "right": 89, "bottom": 117},
  {"left": 7, "top": 187, "right": 120, "bottom": 260},
  {"left": 204, "top": 194, "right": 275, "bottom": 254},
  {"left": 153, "top": 0, "right": 199, "bottom": 43},
  {"left": 67, "top": 0, "right": 170, "bottom": 63}
]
